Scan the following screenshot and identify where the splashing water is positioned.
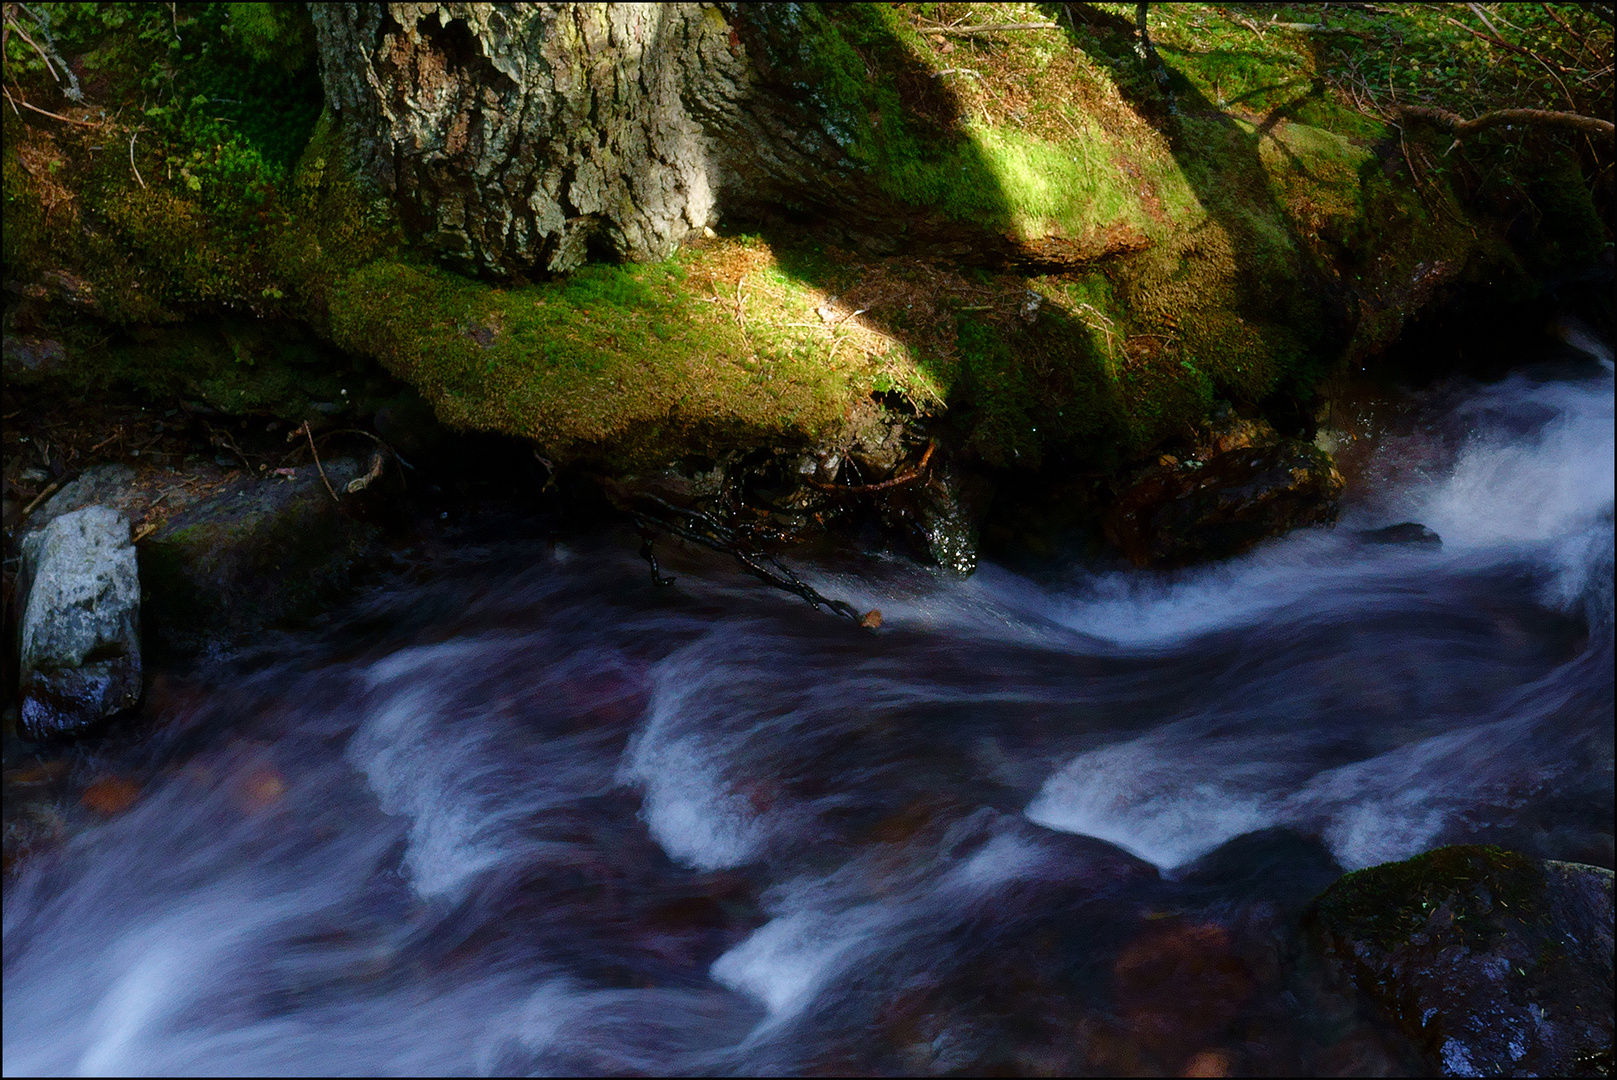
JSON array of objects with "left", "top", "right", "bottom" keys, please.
[{"left": 5, "top": 360, "right": 1611, "bottom": 1075}]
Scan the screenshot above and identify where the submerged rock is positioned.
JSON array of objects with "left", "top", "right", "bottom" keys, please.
[
  {"left": 1104, "top": 440, "right": 1345, "bottom": 567},
  {"left": 1307, "top": 845, "right": 1614, "bottom": 1078},
  {"left": 18, "top": 506, "right": 142, "bottom": 740},
  {"left": 1358, "top": 521, "right": 1443, "bottom": 547}
]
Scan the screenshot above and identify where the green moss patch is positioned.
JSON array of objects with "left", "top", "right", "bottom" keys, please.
[{"left": 1311, "top": 845, "right": 1545, "bottom": 954}]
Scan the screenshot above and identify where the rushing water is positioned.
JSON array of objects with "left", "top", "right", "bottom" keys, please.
[{"left": 4, "top": 356, "right": 1612, "bottom": 1076}]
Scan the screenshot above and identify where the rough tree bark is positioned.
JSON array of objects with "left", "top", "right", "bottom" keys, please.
[{"left": 308, "top": 3, "right": 871, "bottom": 278}]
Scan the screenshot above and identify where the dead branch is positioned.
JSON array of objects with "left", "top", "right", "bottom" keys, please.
[
  {"left": 807, "top": 440, "right": 937, "bottom": 494},
  {"left": 128, "top": 128, "right": 146, "bottom": 188},
  {"left": 931, "top": 21, "right": 1059, "bottom": 36},
  {"left": 4, "top": 3, "right": 82, "bottom": 101},
  {"left": 626, "top": 492, "right": 869, "bottom": 625},
  {"left": 301, "top": 421, "right": 339, "bottom": 502},
  {"left": 3, "top": 84, "right": 97, "bottom": 126},
  {"left": 17, "top": 479, "right": 60, "bottom": 522},
  {"left": 1399, "top": 105, "right": 1614, "bottom": 143},
  {"left": 1442, "top": 8, "right": 1577, "bottom": 110}
]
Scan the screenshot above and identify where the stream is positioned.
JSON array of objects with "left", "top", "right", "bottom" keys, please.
[{"left": 3, "top": 354, "right": 1612, "bottom": 1075}]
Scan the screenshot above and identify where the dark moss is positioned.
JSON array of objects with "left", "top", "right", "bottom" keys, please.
[{"left": 1310, "top": 844, "right": 1545, "bottom": 953}]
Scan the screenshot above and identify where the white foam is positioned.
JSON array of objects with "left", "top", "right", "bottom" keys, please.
[
  {"left": 1025, "top": 735, "right": 1279, "bottom": 868},
  {"left": 347, "top": 683, "right": 511, "bottom": 898},
  {"left": 618, "top": 640, "right": 778, "bottom": 871},
  {"left": 950, "top": 831, "right": 1039, "bottom": 887},
  {"left": 710, "top": 904, "right": 889, "bottom": 1020},
  {"left": 620, "top": 727, "right": 766, "bottom": 871},
  {"left": 1420, "top": 376, "right": 1613, "bottom": 549},
  {"left": 351, "top": 639, "right": 610, "bottom": 898}
]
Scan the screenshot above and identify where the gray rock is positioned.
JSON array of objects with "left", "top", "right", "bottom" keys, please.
[
  {"left": 1307, "top": 845, "right": 1614, "bottom": 1077},
  {"left": 18, "top": 506, "right": 142, "bottom": 740},
  {"left": 23, "top": 464, "right": 140, "bottom": 534}
]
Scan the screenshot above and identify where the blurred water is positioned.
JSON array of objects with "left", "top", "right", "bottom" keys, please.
[{"left": 4, "top": 359, "right": 1612, "bottom": 1076}]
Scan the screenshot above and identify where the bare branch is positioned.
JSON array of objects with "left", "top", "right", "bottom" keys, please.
[
  {"left": 1399, "top": 105, "right": 1615, "bottom": 143},
  {"left": 930, "top": 21, "right": 1060, "bottom": 37}
]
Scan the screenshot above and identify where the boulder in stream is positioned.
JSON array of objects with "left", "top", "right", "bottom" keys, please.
[
  {"left": 18, "top": 505, "right": 142, "bottom": 740},
  {"left": 1306, "top": 845, "right": 1614, "bottom": 1077},
  {"left": 1104, "top": 439, "right": 1345, "bottom": 567}
]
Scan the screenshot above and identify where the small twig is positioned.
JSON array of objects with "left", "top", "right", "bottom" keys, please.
[
  {"left": 18, "top": 480, "right": 60, "bottom": 523},
  {"left": 302, "top": 421, "right": 339, "bottom": 502},
  {"left": 314, "top": 427, "right": 410, "bottom": 483},
  {"left": 1393, "top": 123, "right": 1438, "bottom": 215},
  {"left": 128, "top": 128, "right": 146, "bottom": 189},
  {"left": 830, "top": 306, "right": 869, "bottom": 331},
  {"left": 88, "top": 431, "right": 123, "bottom": 453},
  {"left": 131, "top": 522, "right": 158, "bottom": 543}
]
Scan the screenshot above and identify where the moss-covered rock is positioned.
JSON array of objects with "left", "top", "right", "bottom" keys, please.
[
  {"left": 3, "top": 2, "right": 1608, "bottom": 501},
  {"left": 1307, "top": 845, "right": 1614, "bottom": 1077}
]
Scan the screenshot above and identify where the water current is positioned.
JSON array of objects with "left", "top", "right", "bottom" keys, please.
[{"left": 4, "top": 353, "right": 1612, "bottom": 1075}]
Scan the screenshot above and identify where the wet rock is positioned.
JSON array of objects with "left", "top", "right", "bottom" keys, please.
[
  {"left": 139, "top": 458, "right": 377, "bottom": 653},
  {"left": 18, "top": 506, "right": 142, "bottom": 740},
  {"left": 1358, "top": 521, "right": 1443, "bottom": 547},
  {"left": 1307, "top": 845, "right": 1614, "bottom": 1078},
  {"left": 1104, "top": 440, "right": 1345, "bottom": 567},
  {"left": 877, "top": 462, "right": 989, "bottom": 576}
]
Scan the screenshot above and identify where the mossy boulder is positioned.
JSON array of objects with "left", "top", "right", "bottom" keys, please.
[
  {"left": 3, "top": 3, "right": 1608, "bottom": 510},
  {"left": 1307, "top": 845, "right": 1614, "bottom": 1077}
]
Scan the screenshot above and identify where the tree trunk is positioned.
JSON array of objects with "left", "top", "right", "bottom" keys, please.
[{"left": 309, "top": 2, "right": 880, "bottom": 278}]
